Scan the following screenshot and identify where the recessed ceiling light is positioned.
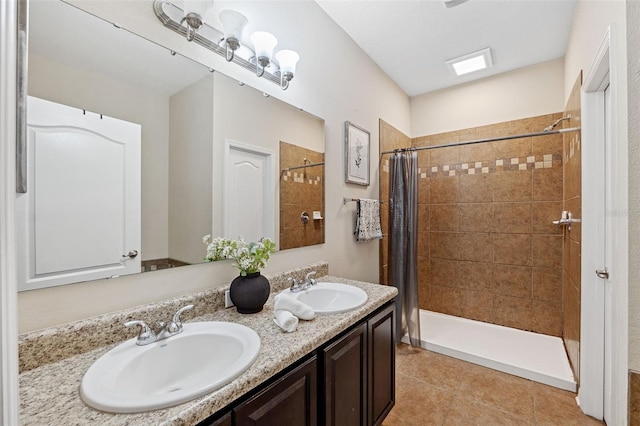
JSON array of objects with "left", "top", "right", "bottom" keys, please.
[{"left": 445, "top": 48, "right": 493, "bottom": 77}]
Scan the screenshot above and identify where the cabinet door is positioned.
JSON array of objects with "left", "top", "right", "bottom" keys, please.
[
  {"left": 322, "top": 323, "right": 367, "bottom": 426},
  {"left": 367, "top": 304, "right": 395, "bottom": 426},
  {"left": 235, "top": 356, "right": 317, "bottom": 426}
]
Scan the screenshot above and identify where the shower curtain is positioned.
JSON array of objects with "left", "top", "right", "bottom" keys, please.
[{"left": 389, "top": 151, "right": 421, "bottom": 346}]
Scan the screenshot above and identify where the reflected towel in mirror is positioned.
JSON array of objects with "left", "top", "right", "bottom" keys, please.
[{"left": 355, "top": 199, "right": 383, "bottom": 242}]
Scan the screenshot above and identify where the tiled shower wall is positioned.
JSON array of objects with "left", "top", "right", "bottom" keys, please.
[
  {"left": 562, "top": 75, "right": 582, "bottom": 381},
  {"left": 279, "top": 141, "right": 324, "bottom": 250},
  {"left": 380, "top": 113, "right": 566, "bottom": 337}
]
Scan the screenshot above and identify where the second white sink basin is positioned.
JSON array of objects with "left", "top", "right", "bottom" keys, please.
[
  {"left": 80, "top": 321, "right": 260, "bottom": 413},
  {"left": 290, "top": 282, "right": 368, "bottom": 315}
]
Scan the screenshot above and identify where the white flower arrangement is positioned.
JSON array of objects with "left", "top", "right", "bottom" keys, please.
[{"left": 203, "top": 235, "right": 276, "bottom": 276}]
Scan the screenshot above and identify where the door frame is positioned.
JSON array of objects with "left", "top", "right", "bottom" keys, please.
[
  {"left": 0, "top": 0, "right": 20, "bottom": 422},
  {"left": 580, "top": 25, "right": 628, "bottom": 423}
]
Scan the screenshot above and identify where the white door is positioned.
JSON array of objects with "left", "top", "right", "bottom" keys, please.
[
  {"left": 603, "top": 83, "right": 613, "bottom": 423},
  {"left": 223, "top": 140, "right": 275, "bottom": 243},
  {"left": 579, "top": 26, "right": 630, "bottom": 422},
  {"left": 17, "top": 96, "right": 141, "bottom": 290}
]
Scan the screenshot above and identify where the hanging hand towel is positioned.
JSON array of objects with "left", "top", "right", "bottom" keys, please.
[{"left": 355, "top": 199, "right": 383, "bottom": 242}]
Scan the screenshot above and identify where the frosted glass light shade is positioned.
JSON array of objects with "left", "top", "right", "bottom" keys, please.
[
  {"left": 276, "top": 50, "right": 300, "bottom": 75},
  {"left": 219, "top": 10, "right": 248, "bottom": 41},
  {"left": 183, "top": 0, "right": 214, "bottom": 19},
  {"left": 251, "top": 31, "right": 277, "bottom": 59}
]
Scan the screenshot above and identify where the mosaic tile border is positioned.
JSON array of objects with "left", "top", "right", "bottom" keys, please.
[
  {"left": 383, "top": 153, "right": 562, "bottom": 177},
  {"left": 282, "top": 171, "right": 323, "bottom": 185}
]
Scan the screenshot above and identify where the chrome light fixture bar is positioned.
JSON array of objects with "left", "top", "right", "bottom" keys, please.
[{"left": 153, "top": 0, "right": 299, "bottom": 90}]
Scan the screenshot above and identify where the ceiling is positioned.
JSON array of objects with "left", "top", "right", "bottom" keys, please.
[{"left": 316, "top": 0, "right": 576, "bottom": 97}]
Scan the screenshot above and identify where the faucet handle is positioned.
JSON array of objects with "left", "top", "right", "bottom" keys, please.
[
  {"left": 305, "top": 271, "right": 317, "bottom": 286},
  {"left": 124, "top": 320, "right": 156, "bottom": 346},
  {"left": 289, "top": 277, "right": 300, "bottom": 291},
  {"left": 168, "top": 304, "right": 194, "bottom": 333}
]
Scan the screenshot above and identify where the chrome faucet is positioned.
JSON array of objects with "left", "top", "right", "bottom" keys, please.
[
  {"left": 125, "top": 304, "right": 193, "bottom": 346},
  {"left": 288, "top": 271, "right": 317, "bottom": 293},
  {"left": 304, "top": 271, "right": 317, "bottom": 287},
  {"left": 288, "top": 277, "right": 302, "bottom": 292}
]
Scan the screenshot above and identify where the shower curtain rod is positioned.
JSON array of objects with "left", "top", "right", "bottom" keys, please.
[
  {"left": 380, "top": 126, "right": 581, "bottom": 156},
  {"left": 281, "top": 161, "right": 325, "bottom": 172}
]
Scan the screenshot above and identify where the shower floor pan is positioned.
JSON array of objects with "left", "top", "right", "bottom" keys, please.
[{"left": 402, "top": 310, "right": 576, "bottom": 392}]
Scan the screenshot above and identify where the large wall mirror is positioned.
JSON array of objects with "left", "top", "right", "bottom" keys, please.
[{"left": 18, "top": 0, "right": 325, "bottom": 291}]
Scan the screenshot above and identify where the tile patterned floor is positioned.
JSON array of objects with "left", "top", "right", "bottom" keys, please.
[{"left": 383, "top": 344, "right": 605, "bottom": 425}]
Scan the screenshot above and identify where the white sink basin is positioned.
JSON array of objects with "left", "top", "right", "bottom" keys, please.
[
  {"left": 80, "top": 321, "right": 260, "bottom": 413},
  {"left": 290, "top": 282, "right": 368, "bottom": 315}
]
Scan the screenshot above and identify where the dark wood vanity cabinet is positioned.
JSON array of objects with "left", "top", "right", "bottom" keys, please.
[
  {"left": 367, "top": 304, "right": 395, "bottom": 426},
  {"left": 207, "top": 412, "right": 232, "bottom": 426},
  {"left": 235, "top": 356, "right": 317, "bottom": 426},
  {"left": 321, "top": 323, "right": 368, "bottom": 425},
  {"left": 320, "top": 303, "right": 395, "bottom": 426},
  {"left": 197, "top": 302, "right": 395, "bottom": 426}
]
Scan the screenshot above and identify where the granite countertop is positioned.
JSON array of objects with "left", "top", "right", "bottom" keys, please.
[{"left": 19, "top": 275, "right": 397, "bottom": 426}]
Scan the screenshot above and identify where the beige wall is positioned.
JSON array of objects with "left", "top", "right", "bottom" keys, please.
[
  {"left": 18, "top": 0, "right": 410, "bottom": 333},
  {"left": 628, "top": 0, "right": 640, "bottom": 375},
  {"left": 563, "top": 0, "right": 627, "bottom": 104},
  {"left": 168, "top": 76, "right": 214, "bottom": 265},
  {"left": 410, "top": 59, "right": 565, "bottom": 137}
]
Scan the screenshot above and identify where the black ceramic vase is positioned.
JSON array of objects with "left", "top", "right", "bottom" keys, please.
[{"left": 229, "top": 272, "right": 271, "bottom": 314}]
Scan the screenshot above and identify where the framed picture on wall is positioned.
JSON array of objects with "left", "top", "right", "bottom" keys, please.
[{"left": 344, "top": 121, "right": 370, "bottom": 186}]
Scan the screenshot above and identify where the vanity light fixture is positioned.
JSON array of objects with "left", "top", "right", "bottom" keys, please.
[
  {"left": 251, "top": 31, "right": 278, "bottom": 77},
  {"left": 275, "top": 49, "right": 300, "bottom": 90},
  {"left": 219, "top": 9, "right": 248, "bottom": 62},
  {"left": 445, "top": 47, "right": 493, "bottom": 77},
  {"left": 153, "top": 0, "right": 300, "bottom": 90},
  {"left": 181, "top": 0, "right": 214, "bottom": 41}
]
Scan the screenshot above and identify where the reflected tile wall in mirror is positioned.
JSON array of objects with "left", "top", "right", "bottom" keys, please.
[{"left": 279, "top": 142, "right": 325, "bottom": 250}]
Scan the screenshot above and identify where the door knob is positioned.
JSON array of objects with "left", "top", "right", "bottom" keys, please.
[
  {"left": 122, "top": 249, "right": 138, "bottom": 259},
  {"left": 595, "top": 268, "right": 609, "bottom": 279}
]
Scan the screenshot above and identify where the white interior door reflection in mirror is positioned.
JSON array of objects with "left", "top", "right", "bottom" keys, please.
[
  {"left": 17, "top": 96, "right": 141, "bottom": 291},
  {"left": 223, "top": 141, "right": 275, "bottom": 243},
  {"left": 212, "top": 72, "right": 325, "bottom": 251}
]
